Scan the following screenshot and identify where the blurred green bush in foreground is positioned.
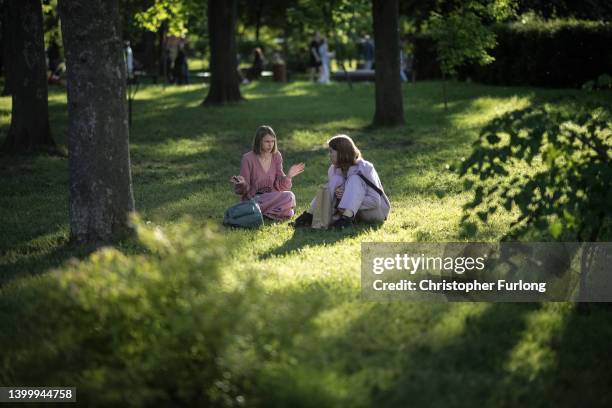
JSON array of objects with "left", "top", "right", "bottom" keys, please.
[{"left": 0, "top": 218, "right": 257, "bottom": 406}]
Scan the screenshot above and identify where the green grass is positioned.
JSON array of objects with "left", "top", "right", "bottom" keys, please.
[{"left": 1, "top": 80, "right": 611, "bottom": 406}]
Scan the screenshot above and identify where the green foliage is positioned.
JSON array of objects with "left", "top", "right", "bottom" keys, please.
[
  {"left": 486, "top": 0, "right": 518, "bottom": 20},
  {"left": 42, "top": 0, "right": 61, "bottom": 47},
  {"left": 400, "top": 0, "right": 517, "bottom": 30},
  {"left": 0, "top": 217, "right": 255, "bottom": 406},
  {"left": 458, "top": 103, "right": 612, "bottom": 240},
  {"left": 582, "top": 74, "right": 612, "bottom": 91},
  {"left": 330, "top": 0, "right": 372, "bottom": 44},
  {"left": 428, "top": 10, "right": 497, "bottom": 78},
  {"left": 424, "top": 1, "right": 511, "bottom": 108},
  {"left": 277, "top": 0, "right": 371, "bottom": 69},
  {"left": 134, "top": 0, "right": 200, "bottom": 37},
  {"left": 329, "top": 0, "right": 372, "bottom": 63}
]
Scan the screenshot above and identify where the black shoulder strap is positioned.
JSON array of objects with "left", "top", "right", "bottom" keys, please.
[{"left": 358, "top": 173, "right": 384, "bottom": 197}]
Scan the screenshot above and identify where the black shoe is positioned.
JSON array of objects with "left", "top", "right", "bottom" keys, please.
[
  {"left": 291, "top": 211, "right": 313, "bottom": 228},
  {"left": 332, "top": 215, "right": 354, "bottom": 229}
]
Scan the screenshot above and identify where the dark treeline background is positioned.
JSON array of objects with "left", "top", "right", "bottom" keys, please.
[{"left": 5, "top": 0, "right": 607, "bottom": 88}]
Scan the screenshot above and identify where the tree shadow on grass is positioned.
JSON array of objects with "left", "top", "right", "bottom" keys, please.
[
  {"left": 243, "top": 296, "right": 541, "bottom": 406},
  {"left": 1, "top": 240, "right": 100, "bottom": 288},
  {"left": 330, "top": 302, "right": 612, "bottom": 408},
  {"left": 530, "top": 304, "right": 612, "bottom": 407},
  {"left": 366, "top": 303, "right": 540, "bottom": 407},
  {"left": 259, "top": 222, "right": 384, "bottom": 260}
]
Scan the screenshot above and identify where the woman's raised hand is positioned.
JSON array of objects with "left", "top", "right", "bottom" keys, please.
[
  {"left": 287, "top": 162, "right": 305, "bottom": 178},
  {"left": 229, "top": 175, "right": 246, "bottom": 185}
]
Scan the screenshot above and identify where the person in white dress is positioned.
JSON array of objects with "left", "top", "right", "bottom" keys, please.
[{"left": 318, "top": 37, "right": 331, "bottom": 84}]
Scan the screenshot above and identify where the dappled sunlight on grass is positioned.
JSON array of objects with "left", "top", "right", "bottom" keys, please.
[
  {"left": 132, "top": 83, "right": 207, "bottom": 101},
  {"left": 428, "top": 303, "right": 491, "bottom": 345},
  {"left": 503, "top": 303, "right": 570, "bottom": 380},
  {"left": 3, "top": 80, "right": 599, "bottom": 276},
  {"left": 3, "top": 79, "right": 612, "bottom": 406},
  {"left": 286, "top": 129, "right": 328, "bottom": 147},
  {"left": 47, "top": 89, "right": 68, "bottom": 104},
  {"left": 134, "top": 135, "right": 214, "bottom": 157},
  {"left": 451, "top": 95, "right": 534, "bottom": 128},
  {"left": 247, "top": 88, "right": 311, "bottom": 99}
]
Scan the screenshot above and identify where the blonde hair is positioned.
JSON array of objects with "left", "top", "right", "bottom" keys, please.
[
  {"left": 327, "top": 134, "right": 362, "bottom": 171},
  {"left": 252, "top": 125, "right": 278, "bottom": 155}
]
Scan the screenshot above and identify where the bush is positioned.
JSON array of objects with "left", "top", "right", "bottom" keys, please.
[
  {"left": 457, "top": 103, "right": 612, "bottom": 240},
  {"left": 414, "top": 19, "right": 612, "bottom": 88},
  {"left": 0, "top": 217, "right": 363, "bottom": 406},
  {"left": 0, "top": 218, "right": 255, "bottom": 407},
  {"left": 582, "top": 73, "right": 612, "bottom": 91}
]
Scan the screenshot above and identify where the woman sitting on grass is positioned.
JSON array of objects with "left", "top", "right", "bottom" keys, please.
[
  {"left": 293, "top": 134, "right": 390, "bottom": 229},
  {"left": 230, "top": 125, "right": 305, "bottom": 220}
]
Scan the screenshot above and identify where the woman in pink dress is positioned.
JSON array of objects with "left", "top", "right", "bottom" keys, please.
[{"left": 230, "top": 125, "right": 305, "bottom": 220}]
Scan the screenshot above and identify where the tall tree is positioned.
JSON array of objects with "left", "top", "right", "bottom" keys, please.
[
  {"left": 1, "top": 0, "right": 55, "bottom": 153},
  {"left": 372, "top": 0, "right": 404, "bottom": 126},
  {"left": 58, "top": 0, "right": 135, "bottom": 244},
  {"left": 203, "top": 0, "right": 242, "bottom": 105}
]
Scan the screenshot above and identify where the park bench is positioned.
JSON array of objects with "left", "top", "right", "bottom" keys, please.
[
  {"left": 332, "top": 69, "right": 375, "bottom": 82},
  {"left": 194, "top": 70, "right": 273, "bottom": 82}
]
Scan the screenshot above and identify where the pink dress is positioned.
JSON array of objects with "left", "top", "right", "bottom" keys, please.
[{"left": 234, "top": 151, "right": 296, "bottom": 220}]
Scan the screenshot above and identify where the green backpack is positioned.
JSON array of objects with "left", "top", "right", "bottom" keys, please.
[{"left": 223, "top": 199, "right": 264, "bottom": 228}]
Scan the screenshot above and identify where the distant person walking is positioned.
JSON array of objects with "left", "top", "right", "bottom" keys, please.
[
  {"left": 47, "top": 37, "right": 61, "bottom": 77},
  {"left": 318, "top": 37, "right": 331, "bottom": 84},
  {"left": 47, "top": 37, "right": 63, "bottom": 84},
  {"left": 124, "top": 41, "right": 134, "bottom": 79},
  {"left": 173, "top": 46, "right": 189, "bottom": 85},
  {"left": 309, "top": 32, "right": 322, "bottom": 82},
  {"left": 400, "top": 49, "right": 408, "bottom": 82},
  {"left": 246, "top": 48, "right": 265, "bottom": 81},
  {"left": 362, "top": 34, "right": 374, "bottom": 70}
]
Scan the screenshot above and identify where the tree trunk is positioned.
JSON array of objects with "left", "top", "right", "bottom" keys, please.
[
  {"left": 1, "top": 1, "right": 10, "bottom": 96},
  {"left": 442, "top": 71, "right": 448, "bottom": 110},
  {"left": 1, "top": 0, "right": 55, "bottom": 153},
  {"left": 255, "top": 0, "right": 264, "bottom": 42},
  {"left": 203, "top": 0, "right": 243, "bottom": 106},
  {"left": 158, "top": 21, "right": 167, "bottom": 81},
  {"left": 58, "top": 0, "right": 135, "bottom": 244},
  {"left": 372, "top": 0, "right": 404, "bottom": 127},
  {"left": 141, "top": 30, "right": 157, "bottom": 75}
]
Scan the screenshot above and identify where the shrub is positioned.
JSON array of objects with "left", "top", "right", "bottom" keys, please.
[
  {"left": 582, "top": 73, "right": 612, "bottom": 91},
  {"left": 0, "top": 218, "right": 255, "bottom": 407},
  {"left": 414, "top": 19, "right": 612, "bottom": 88}
]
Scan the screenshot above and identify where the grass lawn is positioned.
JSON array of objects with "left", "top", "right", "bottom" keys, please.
[{"left": 1, "top": 80, "right": 611, "bottom": 406}]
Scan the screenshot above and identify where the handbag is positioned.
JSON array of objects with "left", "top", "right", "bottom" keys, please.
[
  {"left": 357, "top": 172, "right": 389, "bottom": 221},
  {"left": 223, "top": 198, "right": 264, "bottom": 228},
  {"left": 311, "top": 184, "right": 335, "bottom": 229}
]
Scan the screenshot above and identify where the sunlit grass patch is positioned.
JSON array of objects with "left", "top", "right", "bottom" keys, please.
[{"left": 1, "top": 80, "right": 611, "bottom": 406}]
